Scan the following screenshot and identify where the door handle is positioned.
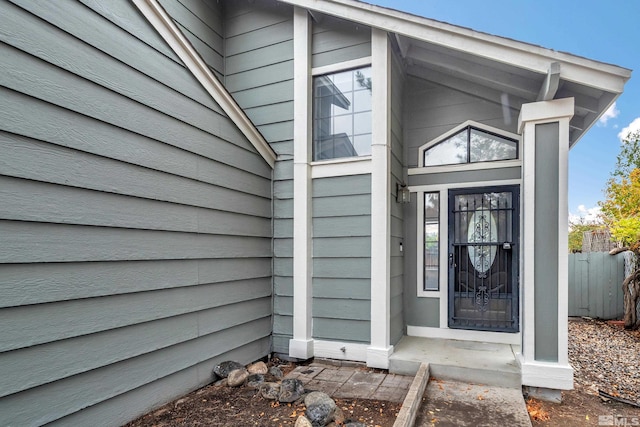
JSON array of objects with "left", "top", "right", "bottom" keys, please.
[{"left": 449, "top": 253, "right": 455, "bottom": 267}]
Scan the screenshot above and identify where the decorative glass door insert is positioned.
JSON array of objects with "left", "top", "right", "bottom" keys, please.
[{"left": 448, "top": 187, "right": 519, "bottom": 332}]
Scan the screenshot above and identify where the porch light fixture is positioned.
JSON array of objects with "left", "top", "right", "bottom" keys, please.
[{"left": 396, "top": 182, "right": 411, "bottom": 204}]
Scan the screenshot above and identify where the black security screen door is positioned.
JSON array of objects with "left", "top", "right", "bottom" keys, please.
[{"left": 448, "top": 187, "right": 519, "bottom": 332}]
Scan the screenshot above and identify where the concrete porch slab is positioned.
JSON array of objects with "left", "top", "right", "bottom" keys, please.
[
  {"left": 388, "top": 336, "right": 522, "bottom": 389},
  {"left": 415, "top": 379, "right": 532, "bottom": 426}
]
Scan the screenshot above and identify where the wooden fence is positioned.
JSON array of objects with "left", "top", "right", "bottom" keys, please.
[{"left": 568, "top": 252, "right": 625, "bottom": 319}]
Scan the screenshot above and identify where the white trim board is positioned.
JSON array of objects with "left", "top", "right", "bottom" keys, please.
[
  {"left": 314, "top": 340, "right": 368, "bottom": 362},
  {"left": 408, "top": 326, "right": 521, "bottom": 346},
  {"left": 311, "top": 57, "right": 372, "bottom": 76},
  {"left": 290, "top": 6, "right": 314, "bottom": 360},
  {"left": 311, "top": 157, "right": 372, "bottom": 178},
  {"left": 517, "top": 354, "right": 574, "bottom": 390},
  {"left": 132, "top": 0, "right": 276, "bottom": 168}
]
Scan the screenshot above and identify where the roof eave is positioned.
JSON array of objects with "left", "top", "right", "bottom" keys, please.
[{"left": 281, "top": 0, "right": 631, "bottom": 94}]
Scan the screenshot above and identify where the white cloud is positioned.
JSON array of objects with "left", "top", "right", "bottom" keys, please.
[
  {"left": 618, "top": 117, "right": 640, "bottom": 142},
  {"left": 598, "top": 102, "right": 619, "bottom": 125},
  {"left": 569, "top": 205, "right": 602, "bottom": 225}
]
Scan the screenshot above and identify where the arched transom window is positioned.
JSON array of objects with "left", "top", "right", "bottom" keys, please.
[{"left": 422, "top": 123, "right": 518, "bottom": 167}]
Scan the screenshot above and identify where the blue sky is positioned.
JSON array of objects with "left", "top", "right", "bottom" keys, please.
[{"left": 368, "top": 0, "right": 638, "bottom": 222}]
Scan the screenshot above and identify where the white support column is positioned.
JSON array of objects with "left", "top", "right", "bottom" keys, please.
[
  {"left": 367, "top": 28, "right": 393, "bottom": 368},
  {"left": 289, "top": 6, "right": 314, "bottom": 360},
  {"left": 517, "top": 97, "right": 574, "bottom": 390}
]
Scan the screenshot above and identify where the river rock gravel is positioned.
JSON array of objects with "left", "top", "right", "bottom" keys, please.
[{"left": 568, "top": 317, "right": 640, "bottom": 405}]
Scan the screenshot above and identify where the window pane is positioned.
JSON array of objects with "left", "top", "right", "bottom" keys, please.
[
  {"left": 353, "top": 89, "right": 371, "bottom": 113},
  {"left": 424, "top": 192, "right": 439, "bottom": 291},
  {"left": 312, "top": 66, "right": 372, "bottom": 161},
  {"left": 353, "top": 111, "right": 371, "bottom": 135},
  {"left": 333, "top": 114, "right": 353, "bottom": 137},
  {"left": 353, "top": 134, "right": 371, "bottom": 156},
  {"left": 424, "top": 130, "right": 468, "bottom": 166},
  {"left": 470, "top": 129, "right": 517, "bottom": 162}
]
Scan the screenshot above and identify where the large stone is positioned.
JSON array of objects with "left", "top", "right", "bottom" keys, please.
[
  {"left": 213, "top": 361, "right": 244, "bottom": 378},
  {"left": 268, "top": 366, "right": 284, "bottom": 379},
  {"left": 260, "top": 382, "right": 281, "bottom": 400},
  {"left": 294, "top": 415, "right": 313, "bottom": 427},
  {"left": 246, "top": 373, "right": 265, "bottom": 388},
  {"left": 344, "top": 422, "right": 367, "bottom": 427},
  {"left": 227, "top": 368, "right": 249, "bottom": 387},
  {"left": 278, "top": 378, "right": 305, "bottom": 403},
  {"left": 247, "top": 361, "right": 268, "bottom": 375},
  {"left": 304, "top": 391, "right": 336, "bottom": 426}
]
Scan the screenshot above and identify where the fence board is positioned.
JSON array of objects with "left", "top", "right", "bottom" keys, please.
[{"left": 568, "top": 252, "right": 624, "bottom": 319}]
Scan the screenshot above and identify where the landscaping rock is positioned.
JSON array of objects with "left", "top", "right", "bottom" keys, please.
[
  {"left": 247, "top": 361, "right": 268, "bottom": 375},
  {"left": 333, "top": 407, "right": 345, "bottom": 425},
  {"left": 278, "top": 378, "right": 305, "bottom": 403},
  {"left": 214, "top": 378, "right": 227, "bottom": 387},
  {"left": 213, "top": 361, "right": 244, "bottom": 378},
  {"left": 294, "top": 415, "right": 313, "bottom": 427},
  {"left": 344, "top": 422, "right": 367, "bottom": 427},
  {"left": 260, "top": 382, "right": 281, "bottom": 400},
  {"left": 227, "top": 368, "right": 249, "bottom": 387},
  {"left": 269, "top": 366, "right": 284, "bottom": 379},
  {"left": 304, "top": 392, "right": 336, "bottom": 426},
  {"left": 246, "top": 373, "right": 265, "bottom": 388}
]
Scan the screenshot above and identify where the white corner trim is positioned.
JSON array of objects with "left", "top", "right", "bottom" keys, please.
[
  {"left": 132, "top": 0, "right": 276, "bottom": 168},
  {"left": 369, "top": 27, "right": 391, "bottom": 351},
  {"left": 133, "top": 0, "right": 276, "bottom": 168},
  {"left": 311, "top": 56, "right": 372, "bottom": 76},
  {"left": 310, "top": 157, "right": 372, "bottom": 178},
  {"left": 557, "top": 117, "right": 572, "bottom": 365},
  {"left": 518, "top": 97, "right": 575, "bottom": 131},
  {"left": 521, "top": 121, "right": 536, "bottom": 361},
  {"left": 291, "top": 6, "right": 313, "bottom": 358},
  {"left": 367, "top": 346, "right": 394, "bottom": 369},
  {"left": 289, "top": 338, "right": 314, "bottom": 359},
  {"left": 407, "top": 326, "right": 521, "bottom": 345},
  {"left": 314, "top": 340, "right": 368, "bottom": 362},
  {"left": 518, "top": 354, "right": 574, "bottom": 390}
]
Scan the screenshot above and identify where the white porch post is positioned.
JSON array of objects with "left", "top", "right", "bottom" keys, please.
[
  {"left": 518, "top": 97, "right": 574, "bottom": 390},
  {"left": 289, "top": 6, "right": 314, "bottom": 359},
  {"left": 367, "top": 28, "right": 393, "bottom": 368}
]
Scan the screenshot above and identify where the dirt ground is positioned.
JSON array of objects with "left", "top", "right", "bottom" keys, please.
[
  {"left": 528, "top": 385, "right": 639, "bottom": 427},
  {"left": 125, "top": 384, "right": 402, "bottom": 427},
  {"left": 126, "top": 319, "right": 640, "bottom": 427}
]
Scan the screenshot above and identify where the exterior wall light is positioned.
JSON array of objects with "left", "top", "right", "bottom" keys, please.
[{"left": 396, "top": 182, "right": 411, "bottom": 204}]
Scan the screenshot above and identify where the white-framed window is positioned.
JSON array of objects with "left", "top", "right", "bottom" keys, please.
[
  {"left": 312, "top": 66, "right": 372, "bottom": 161},
  {"left": 417, "top": 121, "right": 521, "bottom": 171},
  {"left": 424, "top": 192, "right": 440, "bottom": 291}
]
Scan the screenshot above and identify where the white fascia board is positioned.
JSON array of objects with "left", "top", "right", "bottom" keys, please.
[
  {"left": 132, "top": 0, "right": 276, "bottom": 168},
  {"left": 281, "top": 0, "right": 631, "bottom": 93}
]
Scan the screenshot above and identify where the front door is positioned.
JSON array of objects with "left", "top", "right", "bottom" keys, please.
[{"left": 448, "top": 187, "right": 519, "bottom": 332}]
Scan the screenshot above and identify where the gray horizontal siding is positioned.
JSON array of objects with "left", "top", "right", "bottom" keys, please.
[
  {"left": 312, "top": 15, "right": 371, "bottom": 68},
  {"left": 405, "top": 76, "right": 520, "bottom": 168},
  {"left": 0, "top": 1, "right": 272, "bottom": 426},
  {"left": 312, "top": 175, "right": 372, "bottom": 344},
  {"left": 158, "top": 0, "right": 224, "bottom": 76},
  {"left": 222, "top": 0, "right": 295, "bottom": 355},
  {"left": 390, "top": 48, "right": 405, "bottom": 344}
]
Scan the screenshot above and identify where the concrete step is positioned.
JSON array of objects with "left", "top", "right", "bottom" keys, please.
[{"left": 388, "top": 336, "right": 521, "bottom": 389}]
